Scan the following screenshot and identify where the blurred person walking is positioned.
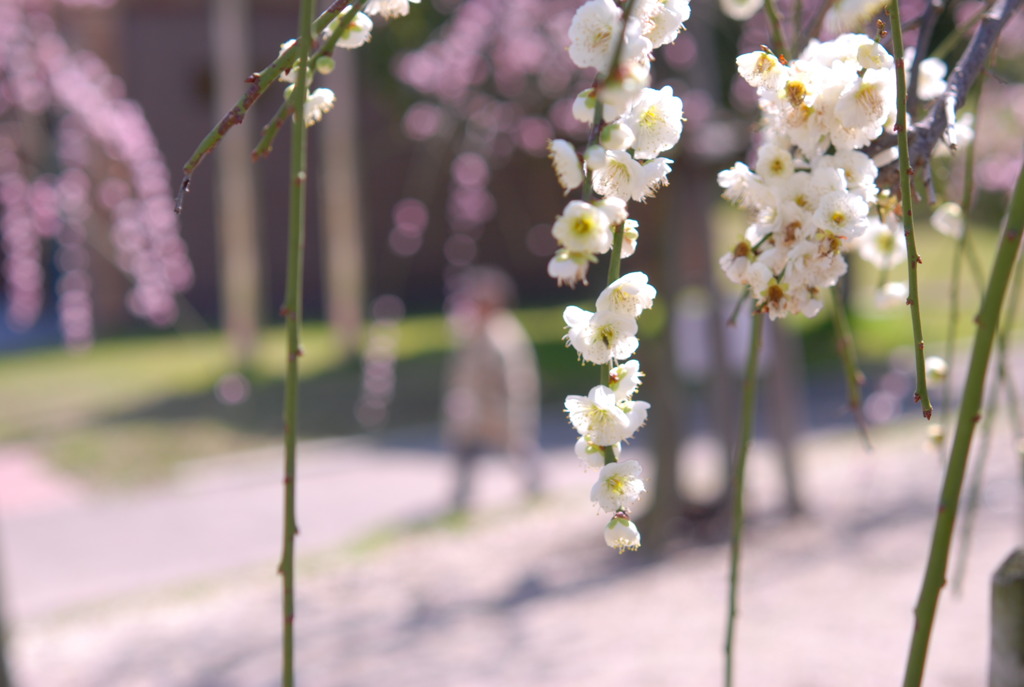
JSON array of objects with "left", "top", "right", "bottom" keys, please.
[{"left": 442, "top": 267, "right": 542, "bottom": 513}]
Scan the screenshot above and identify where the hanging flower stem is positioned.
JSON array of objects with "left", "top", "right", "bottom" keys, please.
[
  {"left": 889, "top": 0, "right": 933, "bottom": 420},
  {"left": 175, "top": 0, "right": 365, "bottom": 212},
  {"left": 251, "top": 0, "right": 370, "bottom": 160},
  {"left": 724, "top": 311, "right": 764, "bottom": 687},
  {"left": 901, "top": 157, "right": 1024, "bottom": 687},
  {"left": 278, "top": 0, "right": 316, "bottom": 683}
]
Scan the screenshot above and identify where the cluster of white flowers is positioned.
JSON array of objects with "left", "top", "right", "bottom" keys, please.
[
  {"left": 547, "top": 0, "right": 689, "bottom": 553},
  {"left": 717, "top": 34, "right": 952, "bottom": 320},
  {"left": 278, "top": 2, "right": 418, "bottom": 126}
]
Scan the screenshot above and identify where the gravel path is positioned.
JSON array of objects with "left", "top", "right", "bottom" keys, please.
[{"left": 5, "top": 423, "right": 1023, "bottom": 687}]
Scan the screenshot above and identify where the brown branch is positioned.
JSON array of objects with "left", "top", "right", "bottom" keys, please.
[{"left": 878, "top": 0, "right": 1022, "bottom": 190}]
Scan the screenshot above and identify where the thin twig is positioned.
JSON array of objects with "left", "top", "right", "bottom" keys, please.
[
  {"left": 252, "top": 1, "right": 371, "bottom": 160},
  {"left": 724, "top": 311, "right": 764, "bottom": 687},
  {"left": 174, "top": 0, "right": 364, "bottom": 213},
  {"left": 901, "top": 156, "right": 1024, "bottom": 687},
  {"left": 878, "top": 0, "right": 1023, "bottom": 191},
  {"left": 890, "top": 0, "right": 934, "bottom": 419},
  {"left": 278, "top": 0, "right": 316, "bottom": 683}
]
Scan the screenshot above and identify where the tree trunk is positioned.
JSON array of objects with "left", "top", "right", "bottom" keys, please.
[
  {"left": 317, "top": 51, "right": 365, "bottom": 357},
  {"left": 211, "top": 0, "right": 262, "bottom": 367}
]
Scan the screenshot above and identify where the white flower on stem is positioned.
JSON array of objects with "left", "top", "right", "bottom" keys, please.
[
  {"left": 930, "top": 202, "right": 965, "bottom": 239},
  {"left": 548, "top": 139, "right": 584, "bottom": 194},
  {"left": 567, "top": 0, "right": 623, "bottom": 71},
  {"left": 719, "top": 240, "right": 756, "bottom": 285},
  {"left": 736, "top": 50, "right": 787, "bottom": 91},
  {"left": 563, "top": 306, "right": 640, "bottom": 364},
  {"left": 600, "top": 122, "right": 637, "bottom": 151},
  {"left": 621, "top": 219, "right": 640, "bottom": 258},
  {"left": 718, "top": 161, "right": 772, "bottom": 210},
  {"left": 604, "top": 516, "right": 642, "bottom": 552},
  {"left": 552, "top": 200, "right": 613, "bottom": 254},
  {"left": 599, "top": 59, "right": 652, "bottom": 114},
  {"left": 619, "top": 398, "right": 651, "bottom": 437},
  {"left": 573, "top": 88, "right": 599, "bottom": 124},
  {"left": 303, "top": 88, "right": 337, "bottom": 127},
  {"left": 365, "top": 0, "right": 420, "bottom": 19},
  {"left": 857, "top": 42, "right": 894, "bottom": 71},
  {"left": 608, "top": 359, "right": 643, "bottom": 401},
  {"left": 590, "top": 459, "right": 646, "bottom": 512},
  {"left": 620, "top": 86, "right": 684, "bottom": 160},
  {"left": 330, "top": 10, "right": 374, "bottom": 48},
  {"left": 548, "top": 250, "right": 594, "bottom": 288},
  {"left": 565, "top": 385, "right": 633, "bottom": 446},
  {"left": 278, "top": 39, "right": 298, "bottom": 83},
  {"left": 813, "top": 190, "right": 869, "bottom": 239},
  {"left": 575, "top": 436, "right": 620, "bottom": 468},
  {"left": 595, "top": 196, "right": 629, "bottom": 225},
  {"left": 591, "top": 150, "right": 671, "bottom": 202},
  {"left": 754, "top": 143, "right": 795, "bottom": 181},
  {"left": 597, "top": 271, "right": 657, "bottom": 317},
  {"left": 834, "top": 68, "right": 895, "bottom": 136},
  {"left": 642, "top": 0, "right": 691, "bottom": 48}
]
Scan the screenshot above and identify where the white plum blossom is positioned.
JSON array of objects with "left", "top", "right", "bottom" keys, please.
[
  {"left": 641, "top": 0, "right": 691, "bottom": 48},
  {"left": 575, "top": 436, "right": 620, "bottom": 467},
  {"left": 736, "top": 50, "right": 787, "bottom": 91},
  {"left": 591, "top": 459, "right": 646, "bottom": 511},
  {"left": 330, "top": 10, "right": 374, "bottom": 48},
  {"left": 549, "top": 139, "right": 585, "bottom": 194},
  {"left": 548, "top": 250, "right": 594, "bottom": 287},
  {"left": 823, "top": 0, "right": 888, "bottom": 33},
  {"left": 600, "top": 122, "right": 637, "bottom": 151},
  {"left": 596, "top": 271, "right": 657, "bottom": 316},
  {"left": 303, "top": 88, "right": 337, "bottom": 126},
  {"left": 565, "top": 385, "right": 634, "bottom": 446},
  {"left": 590, "top": 149, "right": 672, "bottom": 201},
  {"left": 548, "top": 0, "right": 685, "bottom": 551},
  {"left": 620, "top": 86, "right": 684, "bottom": 160},
  {"left": 551, "top": 200, "right": 613, "bottom": 254},
  {"left": 605, "top": 516, "right": 642, "bottom": 552},
  {"left": 364, "top": 0, "right": 420, "bottom": 19},
  {"left": 563, "top": 306, "right": 640, "bottom": 364},
  {"left": 567, "top": 0, "right": 624, "bottom": 71},
  {"left": 608, "top": 359, "right": 643, "bottom": 401}
]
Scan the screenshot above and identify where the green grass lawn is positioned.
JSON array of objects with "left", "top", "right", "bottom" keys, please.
[
  {"left": 0, "top": 212, "right": 1013, "bottom": 487},
  {"left": 0, "top": 306, "right": 591, "bottom": 486}
]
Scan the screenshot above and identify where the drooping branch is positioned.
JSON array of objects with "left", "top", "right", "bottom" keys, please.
[
  {"left": 174, "top": 0, "right": 364, "bottom": 213},
  {"left": 877, "top": 0, "right": 1022, "bottom": 189}
]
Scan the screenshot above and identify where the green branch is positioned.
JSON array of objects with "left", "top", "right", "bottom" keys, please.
[
  {"left": 278, "top": 0, "right": 316, "bottom": 683},
  {"left": 901, "top": 157, "right": 1024, "bottom": 687},
  {"left": 175, "top": 0, "right": 365, "bottom": 213},
  {"left": 724, "top": 312, "right": 764, "bottom": 687},
  {"left": 889, "top": 0, "right": 933, "bottom": 419}
]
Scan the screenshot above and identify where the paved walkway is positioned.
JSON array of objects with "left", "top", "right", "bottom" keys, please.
[{"left": 2, "top": 422, "right": 1023, "bottom": 687}]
